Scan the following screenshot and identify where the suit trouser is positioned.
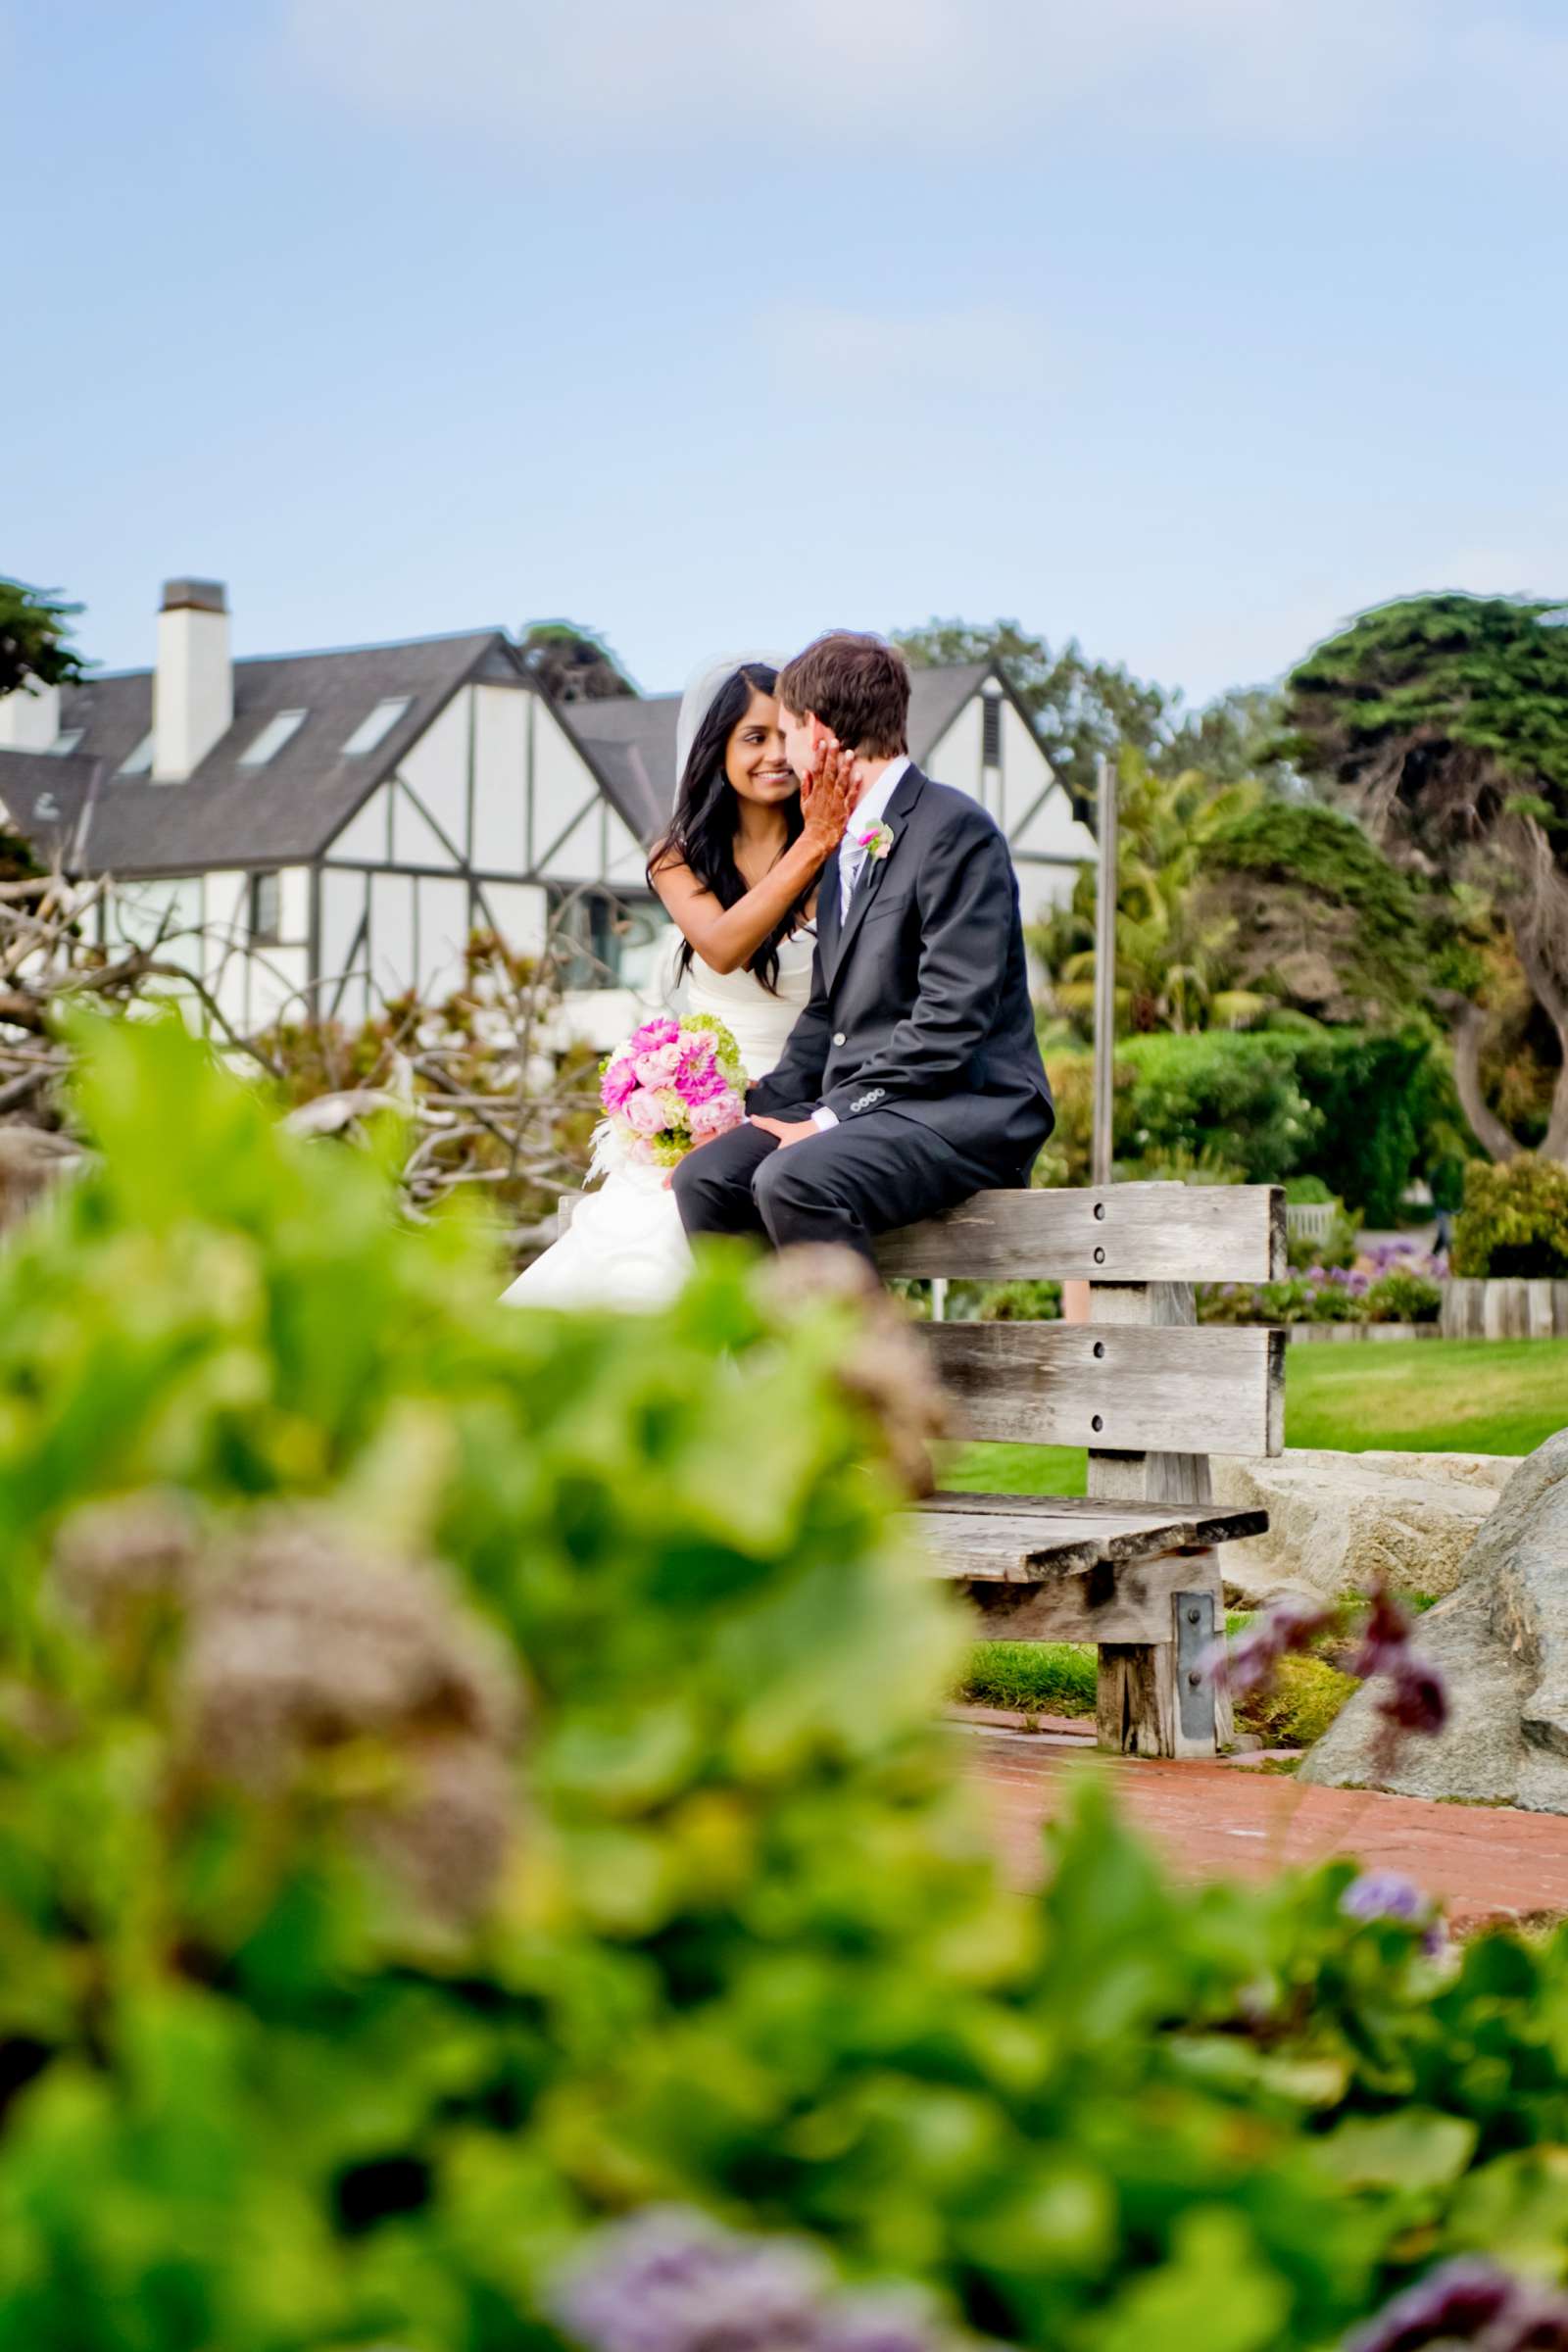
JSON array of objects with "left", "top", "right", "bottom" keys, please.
[{"left": 672, "top": 1109, "right": 999, "bottom": 1268}]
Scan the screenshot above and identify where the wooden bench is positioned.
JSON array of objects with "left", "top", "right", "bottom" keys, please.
[
  {"left": 874, "top": 1181, "right": 1286, "bottom": 1759},
  {"left": 556, "top": 1177, "right": 1285, "bottom": 1759}
]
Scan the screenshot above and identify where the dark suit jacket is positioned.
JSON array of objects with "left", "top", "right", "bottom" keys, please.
[{"left": 749, "top": 763, "right": 1054, "bottom": 1183}]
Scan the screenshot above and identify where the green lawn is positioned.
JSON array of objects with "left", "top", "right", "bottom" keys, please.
[{"left": 944, "top": 1335, "right": 1568, "bottom": 1496}]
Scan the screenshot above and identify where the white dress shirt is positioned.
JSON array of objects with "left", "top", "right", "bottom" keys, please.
[
  {"left": 811, "top": 755, "right": 911, "bottom": 1129},
  {"left": 837, "top": 756, "right": 909, "bottom": 918}
]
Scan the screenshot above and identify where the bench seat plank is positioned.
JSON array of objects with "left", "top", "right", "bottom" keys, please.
[
  {"left": 906, "top": 1491, "right": 1267, "bottom": 1581},
  {"left": 942, "top": 1548, "right": 1225, "bottom": 1645}
]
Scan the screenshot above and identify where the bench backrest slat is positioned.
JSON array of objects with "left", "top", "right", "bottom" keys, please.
[
  {"left": 874, "top": 1182, "right": 1285, "bottom": 1284},
  {"left": 923, "top": 1320, "right": 1284, "bottom": 1456}
]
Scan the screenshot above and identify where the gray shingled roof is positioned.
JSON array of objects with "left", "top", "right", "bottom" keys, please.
[
  {"left": 565, "top": 660, "right": 999, "bottom": 843},
  {"left": 0, "top": 750, "right": 97, "bottom": 865},
  {"left": 0, "top": 629, "right": 513, "bottom": 876}
]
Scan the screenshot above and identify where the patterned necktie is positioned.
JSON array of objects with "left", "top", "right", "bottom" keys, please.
[{"left": 839, "top": 842, "right": 865, "bottom": 918}]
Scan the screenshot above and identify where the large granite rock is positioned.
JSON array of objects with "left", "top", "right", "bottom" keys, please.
[
  {"left": 1299, "top": 1431, "right": 1568, "bottom": 1810},
  {"left": 1212, "top": 1448, "right": 1512, "bottom": 1606}
]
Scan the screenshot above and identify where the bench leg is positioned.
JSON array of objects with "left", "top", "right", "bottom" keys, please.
[
  {"left": 1096, "top": 1634, "right": 1179, "bottom": 1757},
  {"left": 1095, "top": 1549, "right": 1231, "bottom": 1759}
]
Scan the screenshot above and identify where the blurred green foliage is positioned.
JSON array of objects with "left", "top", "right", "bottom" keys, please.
[
  {"left": 1453, "top": 1154, "right": 1568, "bottom": 1278},
  {"left": 3, "top": 1017, "right": 1568, "bottom": 2351}
]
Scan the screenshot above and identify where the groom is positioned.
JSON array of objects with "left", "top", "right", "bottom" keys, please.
[{"left": 673, "top": 630, "right": 1054, "bottom": 1267}]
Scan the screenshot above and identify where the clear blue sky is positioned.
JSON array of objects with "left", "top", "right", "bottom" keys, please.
[{"left": 7, "top": 0, "right": 1566, "bottom": 710}]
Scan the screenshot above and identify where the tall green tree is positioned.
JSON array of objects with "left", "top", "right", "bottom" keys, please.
[
  {"left": 896, "top": 617, "right": 1290, "bottom": 802},
  {"left": 1197, "top": 800, "right": 1440, "bottom": 1027},
  {"left": 1164, "top": 682, "right": 1293, "bottom": 787},
  {"left": 1034, "top": 754, "right": 1266, "bottom": 1034},
  {"left": 0, "top": 577, "right": 86, "bottom": 702},
  {"left": 1283, "top": 593, "right": 1568, "bottom": 1160},
  {"left": 897, "top": 617, "right": 1167, "bottom": 803},
  {"left": 516, "top": 619, "right": 636, "bottom": 702}
]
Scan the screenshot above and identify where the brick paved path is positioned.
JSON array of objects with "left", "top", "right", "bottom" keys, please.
[{"left": 964, "top": 1718, "right": 1568, "bottom": 1934}]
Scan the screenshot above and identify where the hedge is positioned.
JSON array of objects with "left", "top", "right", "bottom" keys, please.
[{"left": 1109, "top": 1028, "right": 1456, "bottom": 1222}]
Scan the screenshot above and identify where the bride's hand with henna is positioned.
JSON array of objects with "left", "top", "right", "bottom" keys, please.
[{"left": 800, "top": 738, "right": 857, "bottom": 859}]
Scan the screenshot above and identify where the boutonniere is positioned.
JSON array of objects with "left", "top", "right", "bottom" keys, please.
[{"left": 853, "top": 819, "right": 894, "bottom": 864}]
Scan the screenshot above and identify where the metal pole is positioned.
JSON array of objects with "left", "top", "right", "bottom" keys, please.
[{"left": 1091, "top": 751, "right": 1117, "bottom": 1188}]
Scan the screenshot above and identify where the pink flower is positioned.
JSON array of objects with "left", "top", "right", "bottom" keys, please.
[
  {"left": 689, "top": 1095, "right": 742, "bottom": 1139},
  {"left": 622, "top": 1088, "right": 670, "bottom": 1136},
  {"left": 629, "top": 1016, "right": 679, "bottom": 1053},
  {"left": 675, "top": 1050, "right": 730, "bottom": 1105},
  {"left": 633, "top": 1041, "right": 683, "bottom": 1087},
  {"left": 601, "top": 1056, "right": 638, "bottom": 1111}
]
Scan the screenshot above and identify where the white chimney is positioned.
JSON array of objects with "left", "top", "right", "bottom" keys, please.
[
  {"left": 154, "top": 577, "right": 231, "bottom": 780},
  {"left": 0, "top": 678, "right": 61, "bottom": 751}
]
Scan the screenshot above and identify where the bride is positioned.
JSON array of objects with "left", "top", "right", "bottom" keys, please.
[{"left": 502, "top": 652, "right": 851, "bottom": 1308}]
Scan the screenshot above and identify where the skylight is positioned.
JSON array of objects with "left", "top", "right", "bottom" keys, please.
[
  {"left": 341, "top": 696, "right": 413, "bottom": 757},
  {"left": 238, "top": 709, "right": 308, "bottom": 767},
  {"left": 119, "top": 731, "right": 155, "bottom": 775},
  {"left": 49, "top": 728, "right": 84, "bottom": 757}
]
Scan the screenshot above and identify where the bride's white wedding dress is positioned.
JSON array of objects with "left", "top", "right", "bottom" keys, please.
[{"left": 501, "top": 927, "right": 814, "bottom": 1310}]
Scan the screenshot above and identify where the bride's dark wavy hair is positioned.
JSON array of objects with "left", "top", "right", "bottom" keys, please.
[{"left": 648, "top": 661, "right": 809, "bottom": 996}]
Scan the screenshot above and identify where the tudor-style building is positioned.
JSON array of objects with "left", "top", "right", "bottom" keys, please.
[{"left": 0, "top": 579, "right": 1095, "bottom": 1046}]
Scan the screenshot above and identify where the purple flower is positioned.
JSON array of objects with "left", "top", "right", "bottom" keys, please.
[
  {"left": 1205, "top": 1593, "right": 1338, "bottom": 1696},
  {"left": 552, "top": 2210, "right": 823, "bottom": 2352},
  {"left": 1350, "top": 1583, "right": 1449, "bottom": 1745},
  {"left": 1340, "top": 1869, "right": 1427, "bottom": 1927},
  {"left": 550, "top": 2210, "right": 951, "bottom": 2352},
  {"left": 1339, "top": 1870, "right": 1447, "bottom": 1951},
  {"left": 1343, "top": 2258, "right": 1568, "bottom": 2350}
]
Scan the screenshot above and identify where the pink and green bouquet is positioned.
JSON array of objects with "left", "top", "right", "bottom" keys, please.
[{"left": 593, "top": 1012, "right": 747, "bottom": 1174}]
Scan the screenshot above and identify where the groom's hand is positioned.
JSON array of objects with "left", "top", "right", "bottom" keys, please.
[{"left": 751, "top": 1116, "right": 817, "bottom": 1151}]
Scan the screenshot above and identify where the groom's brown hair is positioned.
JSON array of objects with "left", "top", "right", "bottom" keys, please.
[{"left": 776, "top": 631, "right": 910, "bottom": 760}]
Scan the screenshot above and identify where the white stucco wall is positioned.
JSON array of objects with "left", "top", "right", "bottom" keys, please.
[{"left": 472, "top": 684, "right": 529, "bottom": 873}]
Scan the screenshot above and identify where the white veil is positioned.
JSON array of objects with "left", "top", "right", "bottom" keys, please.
[{"left": 674, "top": 648, "right": 789, "bottom": 792}]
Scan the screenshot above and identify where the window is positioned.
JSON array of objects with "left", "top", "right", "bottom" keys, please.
[
  {"left": 249, "top": 869, "right": 282, "bottom": 945},
  {"left": 341, "top": 696, "right": 413, "bottom": 757},
  {"left": 119, "top": 730, "right": 155, "bottom": 775},
  {"left": 546, "top": 887, "right": 662, "bottom": 990},
  {"left": 50, "top": 728, "right": 84, "bottom": 757},
  {"left": 982, "top": 693, "right": 1003, "bottom": 767},
  {"left": 238, "top": 709, "right": 307, "bottom": 767}
]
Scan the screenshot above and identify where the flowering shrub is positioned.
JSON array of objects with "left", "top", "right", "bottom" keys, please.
[
  {"left": 2, "top": 1015, "right": 1568, "bottom": 2351},
  {"left": 1200, "top": 1269, "right": 1365, "bottom": 1324},
  {"left": 1201, "top": 1244, "right": 1446, "bottom": 1327},
  {"left": 1364, "top": 1267, "right": 1445, "bottom": 1324}
]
